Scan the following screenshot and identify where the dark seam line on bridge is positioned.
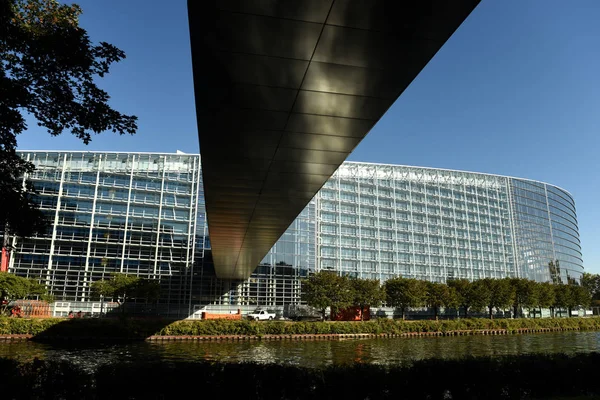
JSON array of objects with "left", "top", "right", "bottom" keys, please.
[
  {"left": 215, "top": 129, "right": 373, "bottom": 141},
  {"left": 208, "top": 107, "right": 378, "bottom": 123},
  {"left": 218, "top": 8, "right": 444, "bottom": 40},
  {"left": 224, "top": 82, "right": 398, "bottom": 101},
  {"left": 213, "top": 50, "right": 436, "bottom": 72}
]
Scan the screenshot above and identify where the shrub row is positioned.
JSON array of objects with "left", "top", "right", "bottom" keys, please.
[
  {"left": 0, "top": 317, "right": 166, "bottom": 339},
  {"left": 156, "top": 317, "right": 600, "bottom": 336},
  {"left": 2, "top": 316, "right": 600, "bottom": 339},
  {"left": 1, "top": 353, "right": 600, "bottom": 399}
]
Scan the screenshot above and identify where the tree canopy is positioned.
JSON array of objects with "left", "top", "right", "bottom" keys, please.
[
  {"left": 301, "top": 271, "right": 353, "bottom": 320},
  {"left": 301, "top": 271, "right": 589, "bottom": 321},
  {"left": 554, "top": 283, "right": 590, "bottom": 317},
  {"left": 510, "top": 278, "right": 540, "bottom": 318},
  {"left": 537, "top": 282, "right": 556, "bottom": 317},
  {"left": 0, "top": 273, "right": 50, "bottom": 314},
  {"left": 0, "top": 0, "right": 137, "bottom": 237},
  {"left": 476, "top": 278, "right": 513, "bottom": 319},
  {"left": 447, "top": 278, "right": 488, "bottom": 318},
  {"left": 90, "top": 273, "right": 160, "bottom": 305},
  {"left": 582, "top": 273, "right": 600, "bottom": 304},
  {"left": 425, "top": 281, "right": 457, "bottom": 320},
  {"left": 384, "top": 277, "right": 426, "bottom": 320},
  {"left": 349, "top": 278, "right": 385, "bottom": 321}
]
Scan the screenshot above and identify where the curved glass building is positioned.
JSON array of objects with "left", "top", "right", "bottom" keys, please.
[
  {"left": 313, "top": 162, "right": 582, "bottom": 285},
  {"left": 4, "top": 152, "right": 583, "bottom": 313}
]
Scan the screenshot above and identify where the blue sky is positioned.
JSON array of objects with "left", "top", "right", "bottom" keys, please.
[{"left": 17, "top": 0, "right": 600, "bottom": 273}]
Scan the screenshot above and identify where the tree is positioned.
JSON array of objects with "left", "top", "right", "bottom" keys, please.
[
  {"left": 90, "top": 273, "right": 160, "bottom": 312},
  {"left": 301, "top": 271, "right": 353, "bottom": 320},
  {"left": 468, "top": 279, "right": 492, "bottom": 316},
  {"left": 510, "top": 278, "right": 540, "bottom": 318},
  {"left": 1, "top": 0, "right": 137, "bottom": 238},
  {"left": 572, "top": 285, "right": 591, "bottom": 312},
  {"left": 0, "top": 273, "right": 49, "bottom": 314},
  {"left": 553, "top": 284, "right": 574, "bottom": 317},
  {"left": 537, "top": 282, "right": 556, "bottom": 318},
  {"left": 134, "top": 279, "right": 161, "bottom": 304},
  {"left": 447, "top": 278, "right": 488, "bottom": 318},
  {"left": 349, "top": 278, "right": 385, "bottom": 321},
  {"left": 425, "top": 281, "right": 457, "bottom": 320},
  {"left": 581, "top": 273, "right": 600, "bottom": 304},
  {"left": 480, "top": 278, "right": 514, "bottom": 319},
  {"left": 384, "top": 277, "right": 426, "bottom": 320},
  {"left": 553, "top": 283, "right": 590, "bottom": 318}
]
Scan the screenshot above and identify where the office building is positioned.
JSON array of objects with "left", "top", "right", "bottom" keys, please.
[{"left": 5, "top": 151, "right": 583, "bottom": 310}]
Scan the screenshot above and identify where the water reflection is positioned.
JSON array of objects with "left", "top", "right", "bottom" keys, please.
[{"left": 1, "top": 332, "right": 599, "bottom": 369}]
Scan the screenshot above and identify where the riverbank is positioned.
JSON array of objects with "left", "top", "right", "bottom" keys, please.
[
  {"left": 1, "top": 352, "right": 599, "bottom": 399},
  {"left": 2, "top": 316, "right": 600, "bottom": 341}
]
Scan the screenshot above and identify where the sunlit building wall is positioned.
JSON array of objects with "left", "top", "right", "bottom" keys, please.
[
  {"left": 8, "top": 152, "right": 583, "bottom": 309},
  {"left": 315, "top": 163, "right": 583, "bottom": 285},
  {"left": 9, "top": 151, "right": 203, "bottom": 307}
]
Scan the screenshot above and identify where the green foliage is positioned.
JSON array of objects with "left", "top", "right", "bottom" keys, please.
[
  {"left": 0, "top": 273, "right": 49, "bottom": 313},
  {"left": 537, "top": 282, "right": 555, "bottom": 309},
  {"left": 1, "top": 0, "right": 137, "bottom": 237},
  {"left": 479, "top": 278, "right": 514, "bottom": 318},
  {"left": 447, "top": 279, "right": 470, "bottom": 317},
  {"left": 572, "top": 284, "right": 591, "bottom": 309},
  {"left": 3, "top": 316, "right": 600, "bottom": 338},
  {"left": 383, "top": 277, "right": 426, "bottom": 319},
  {"left": 510, "top": 278, "right": 540, "bottom": 317},
  {"left": 0, "top": 317, "right": 61, "bottom": 334},
  {"left": 301, "top": 271, "right": 353, "bottom": 320},
  {"left": 467, "top": 279, "right": 491, "bottom": 314},
  {"left": 304, "top": 272, "right": 590, "bottom": 321},
  {"left": 553, "top": 284, "right": 590, "bottom": 314},
  {"left": 425, "top": 282, "right": 456, "bottom": 320},
  {"left": 447, "top": 278, "right": 489, "bottom": 317},
  {"left": 90, "top": 273, "right": 160, "bottom": 304},
  {"left": 582, "top": 272, "right": 600, "bottom": 303},
  {"left": 554, "top": 284, "right": 574, "bottom": 311},
  {"left": 349, "top": 278, "right": 385, "bottom": 320}
]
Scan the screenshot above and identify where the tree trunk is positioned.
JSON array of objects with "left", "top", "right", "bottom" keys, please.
[
  {"left": 463, "top": 305, "right": 469, "bottom": 319},
  {"left": 488, "top": 305, "right": 494, "bottom": 319},
  {"left": 321, "top": 308, "right": 326, "bottom": 321},
  {"left": 513, "top": 304, "right": 518, "bottom": 319},
  {"left": 401, "top": 307, "right": 406, "bottom": 320},
  {"left": 568, "top": 307, "right": 572, "bottom": 318},
  {"left": 434, "top": 306, "right": 439, "bottom": 321},
  {"left": 360, "top": 306, "right": 364, "bottom": 321}
]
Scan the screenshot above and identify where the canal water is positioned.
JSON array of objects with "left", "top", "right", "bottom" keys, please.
[{"left": 1, "top": 331, "right": 599, "bottom": 369}]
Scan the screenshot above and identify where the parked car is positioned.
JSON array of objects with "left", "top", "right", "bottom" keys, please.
[{"left": 247, "top": 309, "right": 276, "bottom": 321}]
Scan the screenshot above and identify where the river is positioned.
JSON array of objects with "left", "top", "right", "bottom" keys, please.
[{"left": 1, "top": 331, "right": 599, "bottom": 369}]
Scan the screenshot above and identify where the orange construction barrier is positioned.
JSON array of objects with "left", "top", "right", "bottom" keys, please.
[
  {"left": 12, "top": 300, "right": 52, "bottom": 318},
  {"left": 331, "top": 306, "right": 371, "bottom": 321},
  {"left": 202, "top": 309, "right": 242, "bottom": 320}
]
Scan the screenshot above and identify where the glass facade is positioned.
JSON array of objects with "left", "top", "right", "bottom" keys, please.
[
  {"left": 318, "top": 163, "right": 583, "bottom": 285},
  {"left": 6, "top": 152, "right": 583, "bottom": 311},
  {"left": 9, "top": 152, "right": 202, "bottom": 307},
  {"left": 509, "top": 178, "right": 583, "bottom": 284}
]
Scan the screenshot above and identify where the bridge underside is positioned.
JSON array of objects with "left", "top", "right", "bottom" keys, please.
[{"left": 188, "top": 0, "right": 480, "bottom": 280}]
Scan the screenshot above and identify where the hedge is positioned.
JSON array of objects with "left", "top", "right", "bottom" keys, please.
[{"left": 2, "top": 316, "right": 600, "bottom": 339}]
